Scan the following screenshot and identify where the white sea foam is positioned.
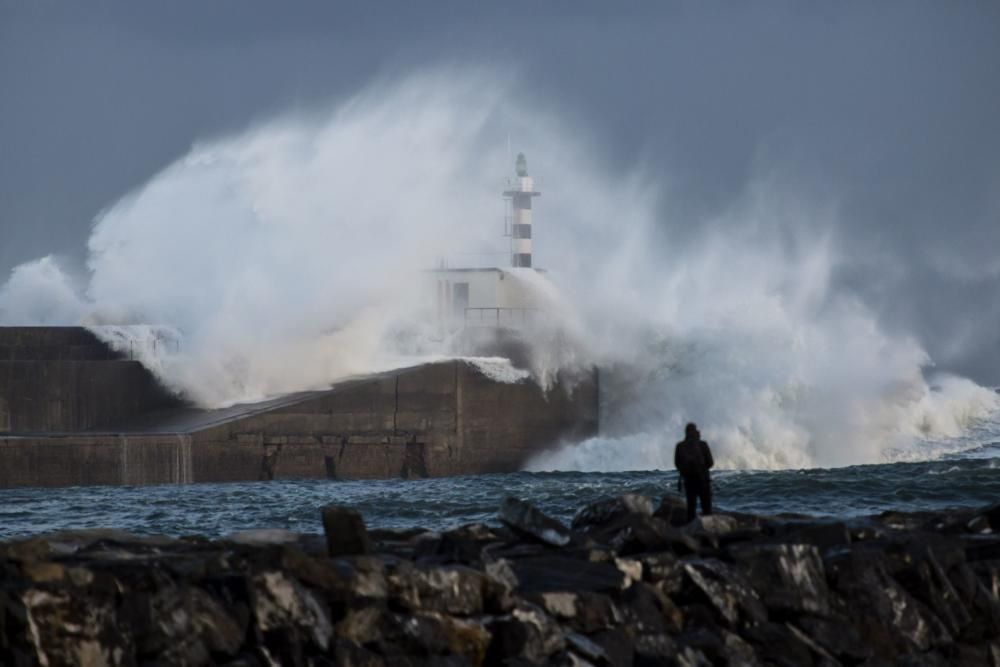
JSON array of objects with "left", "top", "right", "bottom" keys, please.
[
  {"left": 460, "top": 358, "right": 531, "bottom": 384},
  {"left": 0, "top": 256, "right": 85, "bottom": 325},
  {"left": 87, "top": 324, "right": 180, "bottom": 368},
  {"left": 1, "top": 67, "right": 998, "bottom": 468}
]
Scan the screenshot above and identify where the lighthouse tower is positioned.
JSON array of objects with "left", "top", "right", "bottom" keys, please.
[{"left": 503, "top": 153, "right": 541, "bottom": 268}]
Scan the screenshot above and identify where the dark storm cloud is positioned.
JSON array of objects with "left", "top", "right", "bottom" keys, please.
[{"left": 1, "top": 2, "right": 999, "bottom": 379}]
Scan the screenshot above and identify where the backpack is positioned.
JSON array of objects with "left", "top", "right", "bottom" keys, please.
[{"left": 675, "top": 439, "right": 707, "bottom": 478}]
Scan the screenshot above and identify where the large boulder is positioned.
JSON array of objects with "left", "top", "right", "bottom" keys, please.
[
  {"left": 1, "top": 530, "right": 180, "bottom": 563},
  {"left": 587, "top": 627, "right": 635, "bottom": 667},
  {"left": 637, "top": 551, "right": 685, "bottom": 596},
  {"left": 571, "top": 494, "right": 655, "bottom": 531},
  {"left": 963, "top": 535, "right": 1000, "bottom": 563},
  {"left": 654, "top": 495, "right": 690, "bottom": 527},
  {"left": 794, "top": 615, "right": 872, "bottom": 664},
  {"left": 949, "top": 561, "right": 1000, "bottom": 640},
  {"left": 680, "top": 559, "right": 768, "bottom": 627},
  {"left": 15, "top": 586, "right": 131, "bottom": 667},
  {"left": 728, "top": 543, "right": 830, "bottom": 616},
  {"left": 278, "top": 546, "right": 356, "bottom": 600},
  {"left": 331, "top": 638, "right": 387, "bottom": 667},
  {"left": 123, "top": 584, "right": 244, "bottom": 663},
  {"left": 511, "top": 555, "right": 626, "bottom": 594},
  {"left": 743, "top": 622, "right": 825, "bottom": 667},
  {"left": 499, "top": 497, "right": 575, "bottom": 548},
  {"left": 684, "top": 514, "right": 740, "bottom": 538},
  {"left": 335, "top": 606, "right": 386, "bottom": 645},
  {"left": 675, "top": 627, "right": 758, "bottom": 667},
  {"left": 387, "top": 562, "right": 486, "bottom": 616},
  {"left": 380, "top": 610, "right": 491, "bottom": 663},
  {"left": 413, "top": 523, "right": 500, "bottom": 566},
  {"left": 530, "top": 590, "right": 622, "bottom": 634},
  {"left": 485, "top": 603, "right": 566, "bottom": 664},
  {"left": 766, "top": 520, "right": 852, "bottom": 553},
  {"left": 978, "top": 502, "right": 1000, "bottom": 531},
  {"left": 321, "top": 506, "right": 372, "bottom": 557},
  {"left": 899, "top": 546, "right": 972, "bottom": 638},
  {"left": 588, "top": 513, "right": 700, "bottom": 556},
  {"left": 311, "top": 555, "right": 389, "bottom": 607},
  {"left": 618, "top": 581, "right": 684, "bottom": 635},
  {"left": 826, "top": 546, "right": 952, "bottom": 656},
  {"left": 250, "top": 570, "right": 333, "bottom": 653},
  {"left": 482, "top": 558, "right": 519, "bottom": 613},
  {"left": 564, "top": 631, "right": 609, "bottom": 664},
  {"left": 633, "top": 632, "right": 682, "bottom": 665}
]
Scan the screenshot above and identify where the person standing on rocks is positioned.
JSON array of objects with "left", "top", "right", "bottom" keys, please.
[{"left": 675, "top": 422, "right": 714, "bottom": 521}]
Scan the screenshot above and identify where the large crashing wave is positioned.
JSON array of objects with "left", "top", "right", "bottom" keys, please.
[
  {"left": 528, "top": 215, "right": 1000, "bottom": 470},
  {"left": 0, "top": 68, "right": 997, "bottom": 468}
]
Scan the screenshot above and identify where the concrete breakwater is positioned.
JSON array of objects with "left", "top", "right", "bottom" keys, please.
[
  {"left": 0, "top": 327, "right": 182, "bottom": 433},
  {"left": 0, "top": 327, "right": 598, "bottom": 488},
  {"left": 0, "top": 497, "right": 998, "bottom": 665}
]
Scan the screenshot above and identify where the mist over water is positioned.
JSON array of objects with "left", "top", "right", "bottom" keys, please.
[{"left": 1, "top": 69, "right": 997, "bottom": 471}]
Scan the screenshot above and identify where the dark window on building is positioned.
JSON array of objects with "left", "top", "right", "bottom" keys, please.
[
  {"left": 513, "top": 253, "right": 532, "bottom": 268},
  {"left": 513, "top": 224, "right": 532, "bottom": 239},
  {"left": 453, "top": 282, "right": 469, "bottom": 317}
]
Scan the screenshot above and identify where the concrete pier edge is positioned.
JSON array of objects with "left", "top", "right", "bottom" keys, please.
[{"left": 0, "top": 327, "right": 598, "bottom": 488}]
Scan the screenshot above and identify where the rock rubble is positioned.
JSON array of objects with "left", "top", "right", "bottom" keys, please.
[{"left": 1, "top": 496, "right": 999, "bottom": 666}]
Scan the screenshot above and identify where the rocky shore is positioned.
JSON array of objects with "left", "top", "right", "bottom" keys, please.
[{"left": 1, "top": 495, "right": 998, "bottom": 666}]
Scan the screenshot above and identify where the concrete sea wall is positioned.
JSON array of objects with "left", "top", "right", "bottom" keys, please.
[
  {"left": 0, "top": 327, "right": 181, "bottom": 432},
  {"left": 0, "top": 328, "right": 598, "bottom": 488},
  {"left": 194, "top": 361, "right": 598, "bottom": 482}
]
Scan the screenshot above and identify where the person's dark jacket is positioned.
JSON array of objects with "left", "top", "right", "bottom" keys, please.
[{"left": 674, "top": 437, "right": 714, "bottom": 480}]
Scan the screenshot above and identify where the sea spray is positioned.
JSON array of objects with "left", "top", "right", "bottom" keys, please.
[
  {"left": 0, "top": 256, "right": 86, "bottom": 325},
  {"left": 0, "top": 68, "right": 997, "bottom": 467}
]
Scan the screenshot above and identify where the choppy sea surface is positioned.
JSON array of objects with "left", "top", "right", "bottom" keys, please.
[{"left": 1, "top": 443, "right": 997, "bottom": 540}]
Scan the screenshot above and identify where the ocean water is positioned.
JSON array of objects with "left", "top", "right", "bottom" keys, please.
[
  {"left": 1, "top": 442, "right": 996, "bottom": 541},
  {"left": 2, "top": 70, "right": 998, "bottom": 543}
]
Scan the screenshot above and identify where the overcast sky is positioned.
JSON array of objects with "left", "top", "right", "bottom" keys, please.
[{"left": 1, "top": 2, "right": 999, "bottom": 381}]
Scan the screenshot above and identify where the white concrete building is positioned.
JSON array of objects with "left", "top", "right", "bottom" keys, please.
[{"left": 428, "top": 267, "right": 544, "bottom": 329}]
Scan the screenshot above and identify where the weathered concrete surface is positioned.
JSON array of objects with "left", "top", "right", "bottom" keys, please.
[
  {"left": 185, "top": 362, "right": 596, "bottom": 483},
  {"left": 0, "top": 327, "right": 181, "bottom": 432},
  {"left": 0, "top": 326, "right": 120, "bottom": 361},
  {"left": 0, "top": 434, "right": 194, "bottom": 487},
  {"left": 0, "top": 331, "right": 598, "bottom": 487}
]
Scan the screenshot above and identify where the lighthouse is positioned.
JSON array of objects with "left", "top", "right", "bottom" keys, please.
[
  {"left": 503, "top": 153, "right": 541, "bottom": 268},
  {"left": 428, "top": 152, "right": 545, "bottom": 331}
]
